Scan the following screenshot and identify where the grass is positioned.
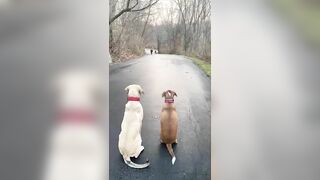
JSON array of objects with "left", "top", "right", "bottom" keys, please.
[
  {"left": 271, "top": 0, "right": 320, "bottom": 47},
  {"left": 188, "top": 56, "right": 211, "bottom": 77}
]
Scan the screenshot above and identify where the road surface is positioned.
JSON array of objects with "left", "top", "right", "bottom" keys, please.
[{"left": 109, "top": 55, "right": 211, "bottom": 180}]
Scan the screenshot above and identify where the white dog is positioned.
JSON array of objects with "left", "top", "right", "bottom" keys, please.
[
  {"left": 118, "top": 84, "right": 150, "bottom": 168},
  {"left": 43, "top": 70, "right": 106, "bottom": 180}
]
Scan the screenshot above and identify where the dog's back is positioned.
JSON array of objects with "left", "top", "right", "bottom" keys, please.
[
  {"left": 119, "top": 101, "right": 143, "bottom": 155},
  {"left": 160, "top": 106, "right": 178, "bottom": 143},
  {"left": 44, "top": 124, "right": 105, "bottom": 180},
  {"left": 160, "top": 90, "right": 178, "bottom": 165},
  {"left": 118, "top": 84, "right": 149, "bottom": 168},
  {"left": 43, "top": 70, "right": 106, "bottom": 180}
]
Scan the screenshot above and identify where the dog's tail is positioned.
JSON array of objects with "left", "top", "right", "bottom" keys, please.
[
  {"left": 166, "top": 144, "right": 176, "bottom": 165},
  {"left": 123, "top": 155, "right": 150, "bottom": 169}
]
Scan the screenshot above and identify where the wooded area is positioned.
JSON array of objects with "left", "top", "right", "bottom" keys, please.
[{"left": 109, "top": 0, "right": 211, "bottom": 62}]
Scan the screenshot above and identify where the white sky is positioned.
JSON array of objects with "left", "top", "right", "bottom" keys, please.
[{"left": 150, "top": 0, "right": 178, "bottom": 25}]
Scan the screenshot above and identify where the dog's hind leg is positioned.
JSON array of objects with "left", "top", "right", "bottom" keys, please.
[
  {"left": 134, "top": 146, "right": 144, "bottom": 158},
  {"left": 133, "top": 134, "right": 144, "bottom": 158}
]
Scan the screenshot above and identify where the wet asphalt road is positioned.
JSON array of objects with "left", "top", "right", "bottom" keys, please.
[{"left": 109, "top": 55, "right": 211, "bottom": 180}]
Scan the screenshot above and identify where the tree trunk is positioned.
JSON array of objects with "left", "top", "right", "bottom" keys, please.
[
  {"left": 109, "top": 27, "right": 114, "bottom": 53},
  {"left": 157, "top": 35, "right": 161, "bottom": 53},
  {"left": 141, "top": 7, "right": 152, "bottom": 37}
]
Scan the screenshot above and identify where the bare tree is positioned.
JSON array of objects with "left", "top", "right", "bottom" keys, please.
[
  {"left": 109, "top": 0, "right": 211, "bottom": 62},
  {"left": 141, "top": 6, "right": 152, "bottom": 37},
  {"left": 174, "top": 0, "right": 210, "bottom": 53},
  {"left": 109, "top": 0, "right": 160, "bottom": 24}
]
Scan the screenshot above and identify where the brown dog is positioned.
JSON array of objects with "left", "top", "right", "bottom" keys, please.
[{"left": 160, "top": 90, "right": 178, "bottom": 165}]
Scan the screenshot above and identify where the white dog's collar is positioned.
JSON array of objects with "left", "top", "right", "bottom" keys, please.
[
  {"left": 127, "top": 97, "right": 140, "bottom": 101},
  {"left": 57, "top": 108, "right": 95, "bottom": 123}
]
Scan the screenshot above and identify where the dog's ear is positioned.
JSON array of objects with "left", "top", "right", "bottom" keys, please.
[
  {"left": 139, "top": 88, "right": 144, "bottom": 95},
  {"left": 124, "top": 86, "right": 129, "bottom": 94},
  {"left": 172, "top": 91, "right": 177, "bottom": 97},
  {"left": 162, "top": 91, "right": 166, "bottom": 97}
]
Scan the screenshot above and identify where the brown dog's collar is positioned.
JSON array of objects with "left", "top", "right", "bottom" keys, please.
[
  {"left": 165, "top": 98, "right": 174, "bottom": 103},
  {"left": 127, "top": 97, "right": 140, "bottom": 101}
]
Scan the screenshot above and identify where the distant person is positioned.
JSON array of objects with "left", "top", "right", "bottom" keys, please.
[{"left": 151, "top": 49, "right": 153, "bottom": 54}]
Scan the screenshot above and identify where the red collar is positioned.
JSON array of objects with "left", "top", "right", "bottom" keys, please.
[
  {"left": 165, "top": 98, "right": 174, "bottom": 103},
  {"left": 127, "top": 97, "right": 140, "bottom": 101},
  {"left": 57, "top": 109, "right": 95, "bottom": 123}
]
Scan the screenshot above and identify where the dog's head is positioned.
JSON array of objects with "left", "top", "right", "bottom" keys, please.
[
  {"left": 52, "top": 69, "right": 105, "bottom": 111},
  {"left": 162, "top": 90, "right": 177, "bottom": 99},
  {"left": 125, "top": 84, "right": 144, "bottom": 97}
]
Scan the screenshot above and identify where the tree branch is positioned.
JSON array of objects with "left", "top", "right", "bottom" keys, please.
[
  {"left": 109, "top": 0, "right": 158, "bottom": 24},
  {"left": 109, "top": 8, "right": 130, "bottom": 24},
  {"left": 130, "top": 0, "right": 159, "bottom": 12}
]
